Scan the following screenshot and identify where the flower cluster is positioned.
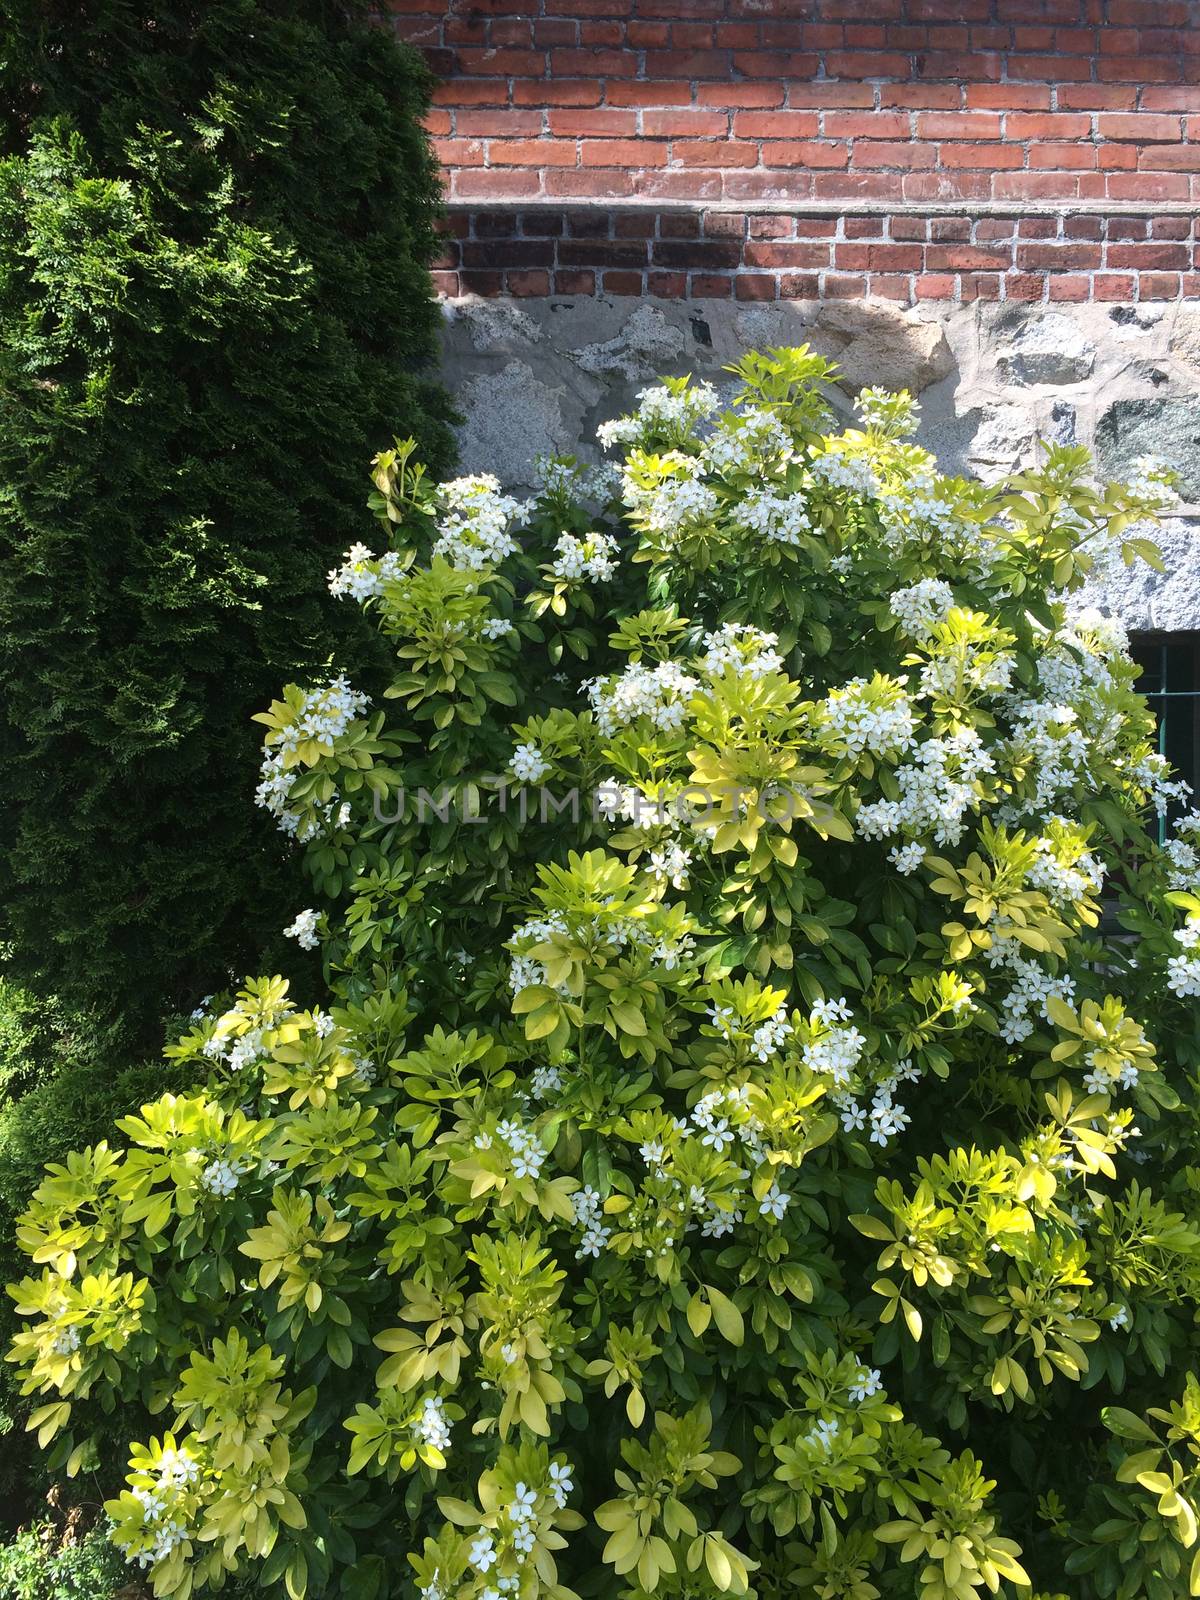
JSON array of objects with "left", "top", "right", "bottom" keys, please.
[
  {"left": 585, "top": 660, "right": 698, "bottom": 737},
  {"left": 549, "top": 531, "right": 619, "bottom": 584},
  {"left": 431, "top": 474, "right": 523, "bottom": 570}
]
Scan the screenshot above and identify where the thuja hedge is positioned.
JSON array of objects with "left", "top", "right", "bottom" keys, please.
[
  {"left": 0, "top": 0, "right": 454, "bottom": 1044},
  {"left": 8, "top": 355, "right": 1200, "bottom": 1600}
]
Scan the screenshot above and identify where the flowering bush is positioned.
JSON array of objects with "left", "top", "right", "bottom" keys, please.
[{"left": 7, "top": 351, "right": 1200, "bottom": 1600}]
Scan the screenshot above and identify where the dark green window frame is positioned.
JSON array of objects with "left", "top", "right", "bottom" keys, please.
[{"left": 1129, "top": 631, "right": 1200, "bottom": 841}]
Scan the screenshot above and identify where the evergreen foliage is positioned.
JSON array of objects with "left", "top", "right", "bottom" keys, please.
[{"left": 0, "top": 0, "right": 454, "bottom": 1042}]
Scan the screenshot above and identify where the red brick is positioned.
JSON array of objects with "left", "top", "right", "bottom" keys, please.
[
  {"left": 696, "top": 83, "right": 786, "bottom": 108},
  {"left": 974, "top": 218, "right": 1015, "bottom": 239},
  {"left": 905, "top": 170, "right": 992, "bottom": 199},
  {"left": 489, "top": 140, "right": 576, "bottom": 167},
  {"left": 914, "top": 273, "right": 958, "bottom": 298},
  {"left": 456, "top": 111, "right": 542, "bottom": 137},
  {"left": 959, "top": 272, "right": 1001, "bottom": 299},
  {"left": 458, "top": 268, "right": 503, "bottom": 295},
  {"left": 852, "top": 141, "right": 938, "bottom": 168},
  {"left": 743, "top": 241, "right": 832, "bottom": 268},
  {"left": 690, "top": 274, "right": 733, "bottom": 297},
  {"left": 926, "top": 244, "right": 1012, "bottom": 270},
  {"left": 507, "top": 269, "right": 552, "bottom": 295},
  {"left": 992, "top": 172, "right": 1082, "bottom": 198},
  {"left": 1138, "top": 271, "right": 1182, "bottom": 297},
  {"left": 761, "top": 141, "right": 850, "bottom": 167},
  {"left": 780, "top": 273, "right": 821, "bottom": 297},
  {"left": 1003, "top": 272, "right": 1048, "bottom": 301},
  {"left": 554, "top": 269, "right": 596, "bottom": 294},
  {"left": 452, "top": 169, "right": 544, "bottom": 199},
  {"left": 1016, "top": 242, "right": 1103, "bottom": 269},
  {"left": 602, "top": 270, "right": 645, "bottom": 294},
  {"left": 430, "top": 270, "right": 460, "bottom": 296},
  {"left": 789, "top": 83, "right": 878, "bottom": 108},
  {"left": 1106, "top": 172, "right": 1190, "bottom": 199},
  {"left": 434, "top": 79, "right": 511, "bottom": 108},
  {"left": 558, "top": 237, "right": 647, "bottom": 268},
  {"left": 645, "top": 48, "right": 738, "bottom": 77},
  {"left": 965, "top": 84, "right": 1052, "bottom": 109},
  {"left": 930, "top": 216, "right": 970, "bottom": 239},
  {"left": 673, "top": 140, "right": 758, "bottom": 166},
  {"left": 614, "top": 212, "right": 657, "bottom": 237},
  {"left": 1056, "top": 85, "right": 1138, "bottom": 110},
  {"left": 1108, "top": 242, "right": 1191, "bottom": 269},
  {"left": 635, "top": 169, "right": 724, "bottom": 199},
  {"left": 547, "top": 110, "right": 637, "bottom": 136},
  {"left": 433, "top": 138, "right": 485, "bottom": 167},
  {"left": 748, "top": 214, "right": 796, "bottom": 238},
  {"left": 1144, "top": 146, "right": 1200, "bottom": 169},
  {"left": 823, "top": 273, "right": 868, "bottom": 297},
  {"left": 1006, "top": 112, "right": 1093, "bottom": 139},
  {"left": 1151, "top": 216, "right": 1194, "bottom": 239},
  {"left": 844, "top": 215, "right": 886, "bottom": 236},
  {"left": 1098, "top": 55, "right": 1185, "bottom": 82},
  {"left": 836, "top": 242, "right": 924, "bottom": 269},
  {"left": 702, "top": 210, "right": 750, "bottom": 236},
  {"left": 512, "top": 80, "right": 602, "bottom": 107},
  {"left": 869, "top": 275, "right": 915, "bottom": 300},
  {"left": 823, "top": 111, "right": 911, "bottom": 138},
  {"left": 917, "top": 50, "right": 1002, "bottom": 80},
  {"left": 1029, "top": 143, "right": 1097, "bottom": 169},
  {"left": 940, "top": 142, "right": 1023, "bottom": 168},
  {"left": 543, "top": 168, "right": 635, "bottom": 197},
  {"left": 879, "top": 83, "right": 960, "bottom": 108},
  {"left": 647, "top": 271, "right": 687, "bottom": 297},
  {"left": 1047, "top": 276, "right": 1094, "bottom": 302},
  {"left": 658, "top": 212, "right": 701, "bottom": 238},
  {"left": 915, "top": 111, "right": 1003, "bottom": 138},
  {"left": 1064, "top": 216, "right": 1104, "bottom": 239},
  {"left": 549, "top": 48, "right": 639, "bottom": 76},
  {"left": 732, "top": 111, "right": 820, "bottom": 137},
  {"left": 824, "top": 50, "right": 912, "bottom": 76},
  {"left": 607, "top": 82, "right": 694, "bottom": 107},
  {"left": 581, "top": 140, "right": 669, "bottom": 166},
  {"left": 1098, "top": 112, "right": 1184, "bottom": 141},
  {"left": 735, "top": 274, "right": 778, "bottom": 300},
  {"left": 732, "top": 50, "right": 823, "bottom": 76},
  {"left": 643, "top": 110, "right": 729, "bottom": 136},
  {"left": 1142, "top": 88, "right": 1200, "bottom": 111},
  {"left": 1092, "top": 272, "right": 1138, "bottom": 299},
  {"left": 1008, "top": 52, "right": 1092, "bottom": 80},
  {"left": 1098, "top": 146, "right": 1139, "bottom": 170},
  {"left": 813, "top": 171, "right": 897, "bottom": 199}
]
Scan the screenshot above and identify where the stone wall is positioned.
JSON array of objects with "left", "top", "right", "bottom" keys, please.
[{"left": 440, "top": 293, "right": 1200, "bottom": 626}]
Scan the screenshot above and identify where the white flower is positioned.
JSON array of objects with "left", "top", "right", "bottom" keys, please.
[
  {"left": 469, "top": 1535, "right": 496, "bottom": 1573},
  {"left": 417, "top": 1395, "right": 451, "bottom": 1452},
  {"left": 50, "top": 1325, "right": 80, "bottom": 1357},
  {"left": 432, "top": 475, "right": 522, "bottom": 570},
  {"left": 848, "top": 1366, "right": 882, "bottom": 1403},
  {"left": 482, "top": 617, "right": 514, "bottom": 640},
  {"left": 759, "top": 1183, "right": 790, "bottom": 1221},
  {"left": 1109, "top": 1305, "right": 1130, "bottom": 1331},
  {"left": 889, "top": 841, "right": 926, "bottom": 875},
  {"left": 889, "top": 579, "right": 955, "bottom": 641},
  {"left": 549, "top": 1461, "right": 574, "bottom": 1507},
  {"left": 199, "top": 1156, "right": 247, "bottom": 1198},
  {"left": 509, "top": 1483, "right": 538, "bottom": 1523},
  {"left": 550, "top": 531, "right": 620, "bottom": 584},
  {"left": 840, "top": 1102, "right": 866, "bottom": 1133},
  {"left": 510, "top": 744, "right": 550, "bottom": 785},
  {"left": 284, "top": 908, "right": 320, "bottom": 951}
]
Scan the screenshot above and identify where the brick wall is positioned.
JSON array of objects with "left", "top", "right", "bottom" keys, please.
[{"left": 391, "top": 0, "right": 1200, "bottom": 305}]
